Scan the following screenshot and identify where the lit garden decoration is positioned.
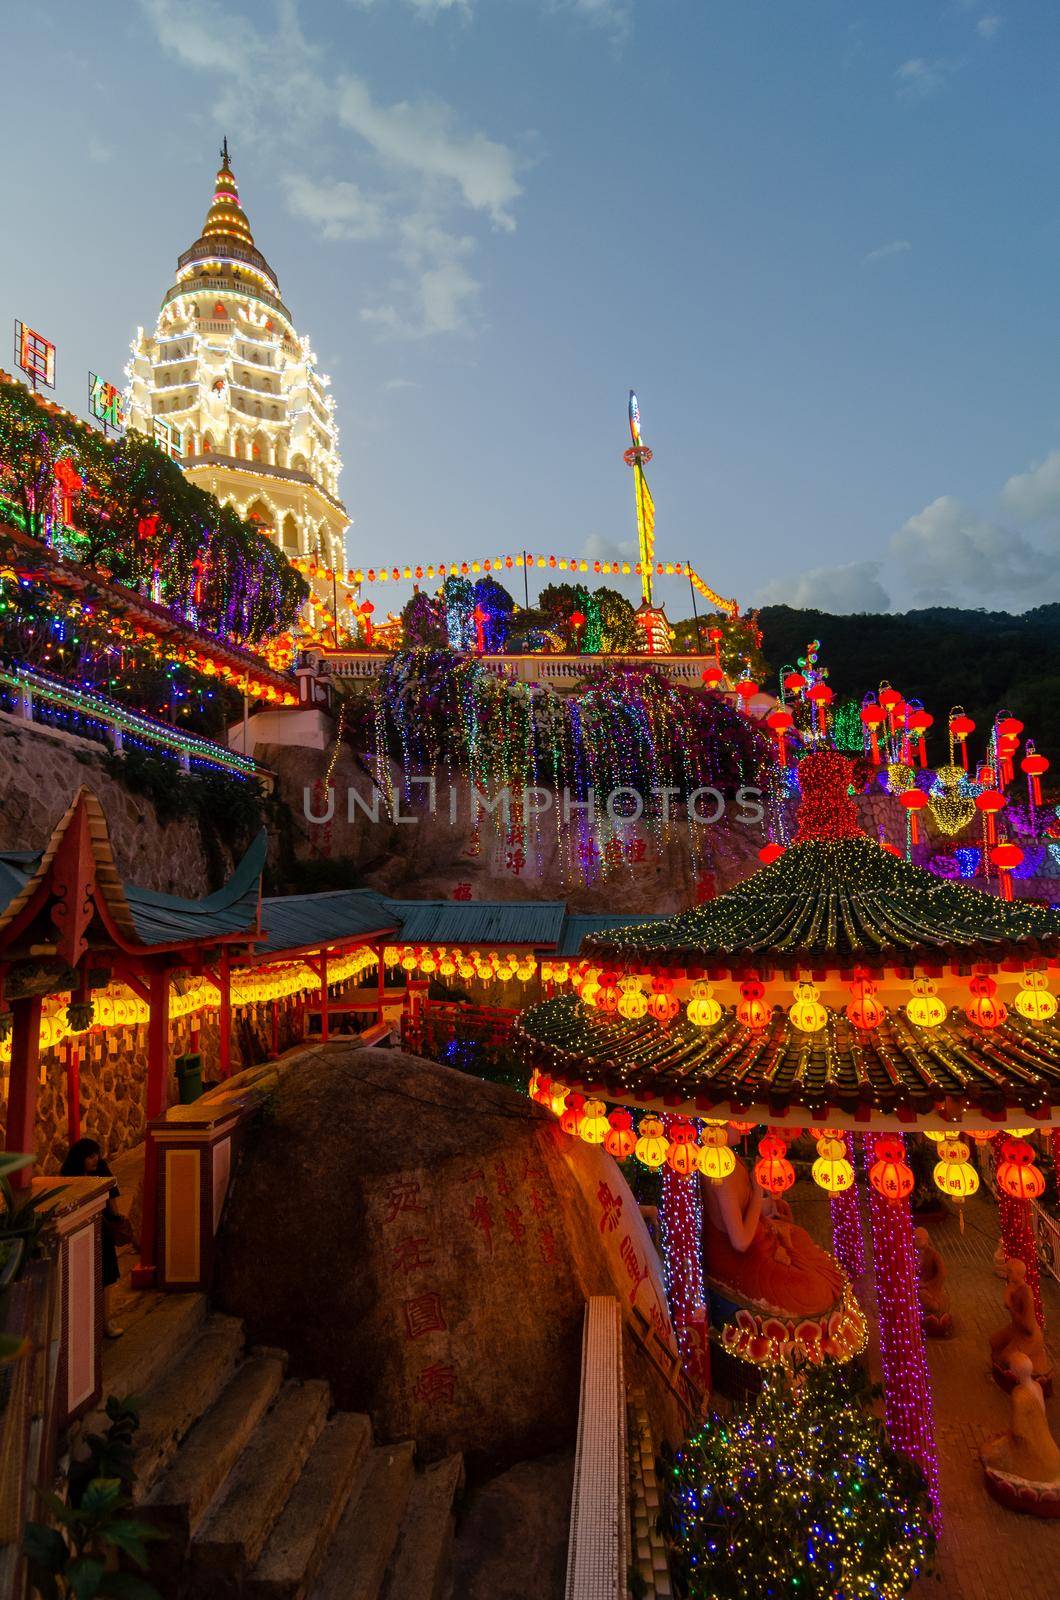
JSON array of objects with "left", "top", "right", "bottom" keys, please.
[{"left": 517, "top": 748, "right": 1060, "bottom": 1520}]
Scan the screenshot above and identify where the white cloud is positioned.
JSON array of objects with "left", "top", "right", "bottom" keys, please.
[
  {"left": 894, "top": 57, "right": 951, "bottom": 99},
  {"left": 382, "top": 377, "right": 422, "bottom": 391},
  {"left": 889, "top": 494, "right": 1056, "bottom": 604},
  {"left": 283, "top": 175, "right": 385, "bottom": 240},
  {"left": 138, "top": 0, "right": 523, "bottom": 338},
  {"left": 1000, "top": 450, "right": 1060, "bottom": 522},
  {"left": 336, "top": 76, "right": 520, "bottom": 230},
  {"left": 862, "top": 239, "right": 911, "bottom": 266},
  {"left": 977, "top": 14, "right": 1001, "bottom": 39},
  {"left": 759, "top": 561, "right": 892, "bottom": 614}
]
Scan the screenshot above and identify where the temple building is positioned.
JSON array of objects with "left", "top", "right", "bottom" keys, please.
[{"left": 126, "top": 141, "right": 348, "bottom": 580}]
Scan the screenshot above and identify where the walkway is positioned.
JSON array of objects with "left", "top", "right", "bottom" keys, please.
[{"left": 795, "top": 1184, "right": 1060, "bottom": 1598}]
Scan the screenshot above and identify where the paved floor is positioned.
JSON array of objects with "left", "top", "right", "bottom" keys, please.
[{"left": 794, "top": 1185, "right": 1060, "bottom": 1599}]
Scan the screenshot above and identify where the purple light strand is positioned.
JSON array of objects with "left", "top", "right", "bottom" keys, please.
[
  {"left": 864, "top": 1131, "right": 942, "bottom": 1529},
  {"left": 660, "top": 1156, "right": 707, "bottom": 1388},
  {"left": 829, "top": 1133, "right": 865, "bottom": 1279}
]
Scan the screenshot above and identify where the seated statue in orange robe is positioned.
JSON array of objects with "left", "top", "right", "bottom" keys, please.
[{"left": 701, "top": 1143, "right": 846, "bottom": 1319}]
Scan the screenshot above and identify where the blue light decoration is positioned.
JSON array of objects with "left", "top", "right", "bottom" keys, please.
[
  {"left": 471, "top": 576, "right": 515, "bottom": 653},
  {"left": 954, "top": 846, "right": 981, "bottom": 879}
]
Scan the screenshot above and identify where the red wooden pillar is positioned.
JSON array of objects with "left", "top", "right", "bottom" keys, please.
[
  {"left": 377, "top": 950, "right": 385, "bottom": 1013},
  {"left": 133, "top": 965, "right": 171, "bottom": 1288},
  {"left": 218, "top": 952, "right": 232, "bottom": 1079},
  {"left": 319, "top": 949, "right": 329, "bottom": 1043},
  {"left": 65, "top": 1038, "right": 82, "bottom": 1148},
  {"left": 270, "top": 998, "right": 280, "bottom": 1058},
  {"left": 6, "top": 995, "right": 43, "bottom": 1190}
]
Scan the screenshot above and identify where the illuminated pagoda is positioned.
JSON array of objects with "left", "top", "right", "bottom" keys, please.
[
  {"left": 516, "top": 747, "right": 1060, "bottom": 1513},
  {"left": 126, "top": 141, "right": 348, "bottom": 586}
]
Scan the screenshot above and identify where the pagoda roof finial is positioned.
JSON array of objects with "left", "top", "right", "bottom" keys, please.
[{"left": 221, "top": 134, "right": 231, "bottom": 169}]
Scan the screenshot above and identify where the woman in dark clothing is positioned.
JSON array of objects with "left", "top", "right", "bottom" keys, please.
[{"left": 60, "top": 1139, "right": 125, "bottom": 1338}]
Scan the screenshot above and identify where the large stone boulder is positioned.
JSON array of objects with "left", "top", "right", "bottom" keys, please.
[{"left": 215, "top": 1045, "right": 683, "bottom": 1474}]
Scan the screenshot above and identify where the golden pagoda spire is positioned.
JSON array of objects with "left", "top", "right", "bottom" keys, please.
[{"left": 200, "top": 137, "right": 256, "bottom": 252}]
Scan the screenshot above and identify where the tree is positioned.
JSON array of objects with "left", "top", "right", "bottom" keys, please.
[
  {"left": 596, "top": 588, "right": 638, "bottom": 653},
  {"left": 400, "top": 590, "right": 447, "bottom": 649},
  {"left": 441, "top": 575, "right": 474, "bottom": 649},
  {"left": 471, "top": 576, "right": 515, "bottom": 652},
  {"left": 664, "top": 1361, "right": 935, "bottom": 1600}
]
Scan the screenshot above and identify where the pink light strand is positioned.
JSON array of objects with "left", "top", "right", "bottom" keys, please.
[
  {"left": 659, "top": 1158, "right": 709, "bottom": 1392},
  {"left": 865, "top": 1132, "right": 942, "bottom": 1528},
  {"left": 996, "top": 1189, "right": 1044, "bottom": 1328},
  {"left": 829, "top": 1133, "right": 865, "bottom": 1279}
]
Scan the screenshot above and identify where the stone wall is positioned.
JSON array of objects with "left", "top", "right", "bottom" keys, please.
[{"left": 0, "top": 712, "right": 213, "bottom": 896}]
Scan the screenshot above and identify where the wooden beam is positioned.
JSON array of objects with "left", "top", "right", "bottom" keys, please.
[{"left": 132, "top": 964, "right": 171, "bottom": 1288}]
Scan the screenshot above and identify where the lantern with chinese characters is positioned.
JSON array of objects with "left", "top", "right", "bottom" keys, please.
[
  {"left": 648, "top": 977, "right": 680, "bottom": 1026},
  {"left": 812, "top": 1136, "right": 855, "bottom": 1194},
  {"left": 579, "top": 1099, "right": 610, "bottom": 1145},
  {"left": 665, "top": 1119, "right": 701, "bottom": 1178},
  {"left": 401, "top": 948, "right": 418, "bottom": 973},
  {"left": 686, "top": 981, "right": 722, "bottom": 1029},
  {"left": 438, "top": 952, "right": 456, "bottom": 978},
  {"left": 755, "top": 1132, "right": 795, "bottom": 1195},
  {"left": 384, "top": 945, "right": 401, "bottom": 969},
  {"left": 580, "top": 979, "right": 600, "bottom": 1011},
  {"left": 1014, "top": 971, "right": 1057, "bottom": 1025},
  {"left": 932, "top": 1137, "right": 979, "bottom": 1202},
  {"left": 418, "top": 950, "right": 437, "bottom": 976},
  {"left": 617, "top": 977, "right": 648, "bottom": 1021},
  {"left": 737, "top": 979, "right": 770, "bottom": 1032},
  {"left": 634, "top": 1116, "right": 670, "bottom": 1170},
  {"left": 559, "top": 1091, "right": 585, "bottom": 1135},
  {"left": 516, "top": 957, "right": 536, "bottom": 983},
  {"left": 966, "top": 974, "right": 1007, "bottom": 1031},
  {"left": 766, "top": 705, "right": 795, "bottom": 766},
  {"left": 996, "top": 1138, "right": 1046, "bottom": 1201},
  {"left": 604, "top": 1109, "right": 637, "bottom": 1162},
  {"left": 869, "top": 1136, "right": 914, "bottom": 1201},
  {"left": 699, "top": 1126, "right": 736, "bottom": 1184},
  {"left": 595, "top": 972, "right": 621, "bottom": 1015},
  {"left": 789, "top": 981, "right": 827, "bottom": 1034},
  {"left": 845, "top": 971, "right": 884, "bottom": 1032},
  {"left": 990, "top": 840, "right": 1024, "bottom": 901},
  {"left": 906, "top": 977, "right": 946, "bottom": 1028}
]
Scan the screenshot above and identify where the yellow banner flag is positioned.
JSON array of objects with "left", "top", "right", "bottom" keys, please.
[{"left": 634, "top": 464, "right": 655, "bottom": 602}]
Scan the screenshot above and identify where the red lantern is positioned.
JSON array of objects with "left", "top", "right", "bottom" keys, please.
[
  {"left": 991, "top": 840, "right": 1024, "bottom": 901},
  {"left": 648, "top": 978, "right": 680, "bottom": 1026},
  {"left": 860, "top": 701, "right": 886, "bottom": 764},
  {"left": 783, "top": 671, "right": 807, "bottom": 694},
  {"left": 596, "top": 971, "right": 620, "bottom": 1014},
  {"left": 878, "top": 685, "right": 905, "bottom": 725},
  {"left": 735, "top": 678, "right": 759, "bottom": 706},
  {"left": 1022, "top": 749, "right": 1049, "bottom": 808},
  {"left": 737, "top": 979, "right": 770, "bottom": 1032},
  {"left": 604, "top": 1109, "right": 637, "bottom": 1162},
  {"left": 666, "top": 1118, "right": 701, "bottom": 1178},
  {"left": 766, "top": 706, "right": 795, "bottom": 766},
  {"left": 899, "top": 787, "right": 929, "bottom": 847},
  {"left": 905, "top": 708, "right": 934, "bottom": 767},
  {"left": 845, "top": 970, "right": 884, "bottom": 1032},
  {"left": 560, "top": 1092, "right": 586, "bottom": 1137},
  {"left": 755, "top": 1133, "right": 795, "bottom": 1195},
  {"left": 996, "top": 1138, "right": 1046, "bottom": 1201},
  {"left": 975, "top": 789, "right": 1006, "bottom": 846},
  {"left": 965, "top": 973, "right": 1007, "bottom": 1030},
  {"left": 701, "top": 665, "right": 726, "bottom": 689},
  {"left": 869, "top": 1136, "right": 914, "bottom": 1201},
  {"left": 807, "top": 680, "right": 833, "bottom": 732},
  {"left": 949, "top": 711, "right": 975, "bottom": 769}
]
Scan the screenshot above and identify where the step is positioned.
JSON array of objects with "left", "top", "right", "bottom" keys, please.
[
  {"left": 133, "top": 1314, "right": 245, "bottom": 1498},
  {"left": 380, "top": 1454, "right": 464, "bottom": 1600},
  {"left": 145, "top": 1353, "right": 288, "bottom": 1545},
  {"left": 247, "top": 1413, "right": 374, "bottom": 1600},
  {"left": 102, "top": 1291, "right": 207, "bottom": 1406},
  {"left": 191, "top": 1379, "right": 331, "bottom": 1584},
  {"left": 308, "top": 1442, "right": 416, "bottom": 1600}
]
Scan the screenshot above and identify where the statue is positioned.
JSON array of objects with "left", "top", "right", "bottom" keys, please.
[
  {"left": 915, "top": 1227, "right": 953, "bottom": 1337},
  {"left": 701, "top": 1139, "right": 845, "bottom": 1319},
  {"left": 989, "top": 1259, "right": 1051, "bottom": 1392},
  {"left": 981, "top": 1352, "right": 1060, "bottom": 1516}
]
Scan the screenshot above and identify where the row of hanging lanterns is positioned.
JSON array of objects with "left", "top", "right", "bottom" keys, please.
[
  {"left": 385, "top": 944, "right": 539, "bottom": 985},
  {"left": 574, "top": 966, "right": 1056, "bottom": 1033},
  {"left": 529, "top": 1071, "right": 1049, "bottom": 1202}
]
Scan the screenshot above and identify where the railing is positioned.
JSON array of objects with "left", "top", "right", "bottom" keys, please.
[
  {"left": 185, "top": 453, "right": 347, "bottom": 514},
  {"left": 0, "top": 663, "right": 265, "bottom": 782},
  {"left": 163, "top": 274, "right": 292, "bottom": 324},
  {"left": 401, "top": 1002, "right": 517, "bottom": 1073},
  {"left": 565, "top": 1297, "right": 628, "bottom": 1600},
  {"left": 1031, "top": 1200, "right": 1060, "bottom": 1285}
]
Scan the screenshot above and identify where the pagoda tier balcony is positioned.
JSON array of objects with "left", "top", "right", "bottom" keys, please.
[
  {"left": 163, "top": 275, "right": 293, "bottom": 326},
  {"left": 228, "top": 392, "right": 283, "bottom": 421},
  {"left": 229, "top": 374, "right": 282, "bottom": 399},
  {"left": 314, "top": 651, "right": 720, "bottom": 692},
  {"left": 183, "top": 452, "right": 348, "bottom": 516},
  {"left": 177, "top": 236, "right": 279, "bottom": 287}
]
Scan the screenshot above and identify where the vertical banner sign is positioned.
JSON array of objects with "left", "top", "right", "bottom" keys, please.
[
  {"left": 624, "top": 390, "right": 656, "bottom": 605},
  {"left": 151, "top": 417, "right": 184, "bottom": 460},
  {"left": 88, "top": 373, "right": 126, "bottom": 437},
  {"left": 14, "top": 320, "right": 56, "bottom": 391}
]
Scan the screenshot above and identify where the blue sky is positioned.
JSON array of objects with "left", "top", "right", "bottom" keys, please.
[{"left": 3, "top": 0, "right": 1060, "bottom": 616}]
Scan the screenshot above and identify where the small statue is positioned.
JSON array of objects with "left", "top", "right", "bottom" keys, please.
[
  {"left": 989, "top": 1259, "right": 1051, "bottom": 1392},
  {"left": 915, "top": 1227, "right": 952, "bottom": 1338},
  {"left": 981, "top": 1352, "right": 1060, "bottom": 1516}
]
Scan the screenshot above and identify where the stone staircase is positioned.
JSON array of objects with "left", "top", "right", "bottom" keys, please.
[{"left": 100, "top": 1292, "right": 463, "bottom": 1600}]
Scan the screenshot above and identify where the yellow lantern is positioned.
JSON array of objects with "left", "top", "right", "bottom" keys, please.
[
  {"left": 579, "top": 1099, "right": 610, "bottom": 1144},
  {"left": 419, "top": 951, "right": 437, "bottom": 976},
  {"left": 551, "top": 962, "right": 570, "bottom": 985},
  {"left": 580, "top": 980, "right": 601, "bottom": 1011},
  {"left": 932, "top": 1138, "right": 979, "bottom": 1201},
  {"left": 634, "top": 1116, "right": 669, "bottom": 1170},
  {"left": 438, "top": 954, "right": 456, "bottom": 978},
  {"left": 1014, "top": 971, "right": 1057, "bottom": 1024},
  {"left": 457, "top": 959, "right": 475, "bottom": 981},
  {"left": 788, "top": 981, "right": 827, "bottom": 1034},
  {"left": 516, "top": 958, "right": 536, "bottom": 983},
  {"left": 401, "top": 949, "right": 418, "bottom": 973},
  {"left": 686, "top": 981, "right": 722, "bottom": 1029},
  {"left": 699, "top": 1125, "right": 736, "bottom": 1184},
  {"left": 551, "top": 1082, "right": 570, "bottom": 1118},
  {"left": 617, "top": 977, "right": 648, "bottom": 1021},
  {"left": 905, "top": 978, "right": 947, "bottom": 1029},
  {"left": 811, "top": 1136, "right": 855, "bottom": 1194}
]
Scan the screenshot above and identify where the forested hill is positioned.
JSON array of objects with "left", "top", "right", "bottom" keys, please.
[{"left": 757, "top": 604, "right": 1060, "bottom": 758}]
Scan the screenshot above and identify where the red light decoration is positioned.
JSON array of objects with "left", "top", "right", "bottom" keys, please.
[
  {"left": 754, "top": 1132, "right": 795, "bottom": 1195},
  {"left": 648, "top": 978, "right": 680, "bottom": 1026},
  {"left": 990, "top": 841, "right": 1024, "bottom": 901},
  {"left": 765, "top": 706, "right": 794, "bottom": 766},
  {"left": 861, "top": 700, "right": 886, "bottom": 764},
  {"left": 899, "top": 787, "right": 929, "bottom": 848},
  {"left": 807, "top": 679, "right": 833, "bottom": 732},
  {"left": 996, "top": 1138, "right": 1045, "bottom": 1202},
  {"left": 758, "top": 842, "right": 786, "bottom": 866},
  {"left": 736, "top": 979, "right": 770, "bottom": 1032},
  {"left": 595, "top": 971, "right": 620, "bottom": 1015},
  {"left": 965, "top": 974, "right": 1007, "bottom": 1030},
  {"left": 1022, "top": 747, "right": 1049, "bottom": 808},
  {"left": 793, "top": 749, "right": 864, "bottom": 842},
  {"left": 845, "top": 970, "right": 884, "bottom": 1032},
  {"left": 949, "top": 710, "right": 975, "bottom": 769},
  {"left": 975, "top": 788, "right": 1006, "bottom": 847},
  {"left": 665, "top": 1118, "right": 701, "bottom": 1178},
  {"left": 604, "top": 1109, "right": 637, "bottom": 1162},
  {"left": 868, "top": 1136, "right": 914, "bottom": 1201}
]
